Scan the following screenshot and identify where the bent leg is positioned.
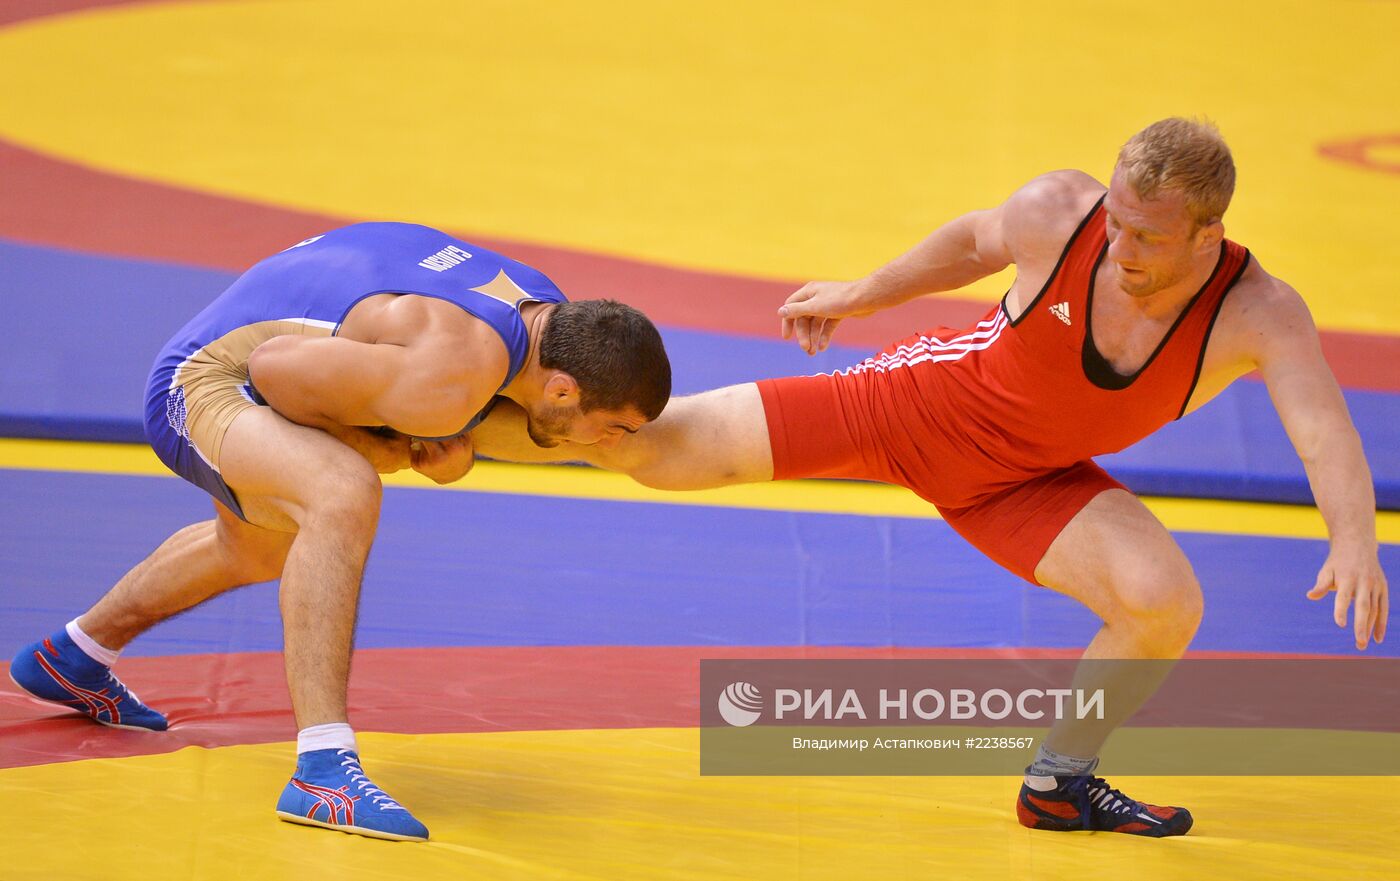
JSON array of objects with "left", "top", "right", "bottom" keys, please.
[
  {"left": 474, "top": 384, "right": 775, "bottom": 489},
  {"left": 216, "top": 406, "right": 384, "bottom": 729},
  {"left": 78, "top": 499, "right": 293, "bottom": 650},
  {"left": 1033, "top": 488, "right": 1203, "bottom": 758},
  {"left": 1036, "top": 489, "right": 1203, "bottom": 657},
  {"left": 13, "top": 493, "right": 293, "bottom": 732}
]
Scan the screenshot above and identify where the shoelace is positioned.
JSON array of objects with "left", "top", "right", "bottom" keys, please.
[
  {"left": 337, "top": 750, "right": 407, "bottom": 810},
  {"left": 101, "top": 671, "right": 139, "bottom": 705},
  {"left": 1065, "top": 775, "right": 1136, "bottom": 830},
  {"left": 60, "top": 660, "right": 135, "bottom": 710}
]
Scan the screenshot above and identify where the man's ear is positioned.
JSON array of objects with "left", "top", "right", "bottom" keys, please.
[
  {"left": 1196, "top": 219, "right": 1225, "bottom": 254},
  {"left": 542, "top": 371, "right": 581, "bottom": 404}
]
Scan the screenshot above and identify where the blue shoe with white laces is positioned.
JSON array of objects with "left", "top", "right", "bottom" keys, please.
[
  {"left": 8, "top": 628, "right": 168, "bottom": 731},
  {"left": 276, "top": 748, "right": 429, "bottom": 841}
]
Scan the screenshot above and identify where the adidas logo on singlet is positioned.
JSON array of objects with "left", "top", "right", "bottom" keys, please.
[
  {"left": 418, "top": 245, "right": 473, "bottom": 272},
  {"left": 1049, "top": 302, "right": 1072, "bottom": 325}
]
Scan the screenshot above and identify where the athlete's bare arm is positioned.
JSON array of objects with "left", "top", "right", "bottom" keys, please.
[
  {"left": 249, "top": 338, "right": 476, "bottom": 435},
  {"left": 1199, "top": 268, "right": 1388, "bottom": 649},
  {"left": 249, "top": 296, "right": 500, "bottom": 482},
  {"left": 779, "top": 170, "right": 1104, "bottom": 353}
]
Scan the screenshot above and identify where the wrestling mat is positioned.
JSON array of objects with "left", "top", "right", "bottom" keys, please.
[{"left": 1, "top": 2, "right": 1398, "bottom": 878}]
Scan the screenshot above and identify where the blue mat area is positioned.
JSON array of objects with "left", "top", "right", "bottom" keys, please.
[
  {"left": 2, "top": 237, "right": 1397, "bottom": 507},
  {"left": 1, "top": 468, "right": 1393, "bottom": 659},
  {"left": 0, "top": 240, "right": 231, "bottom": 441},
  {"left": 1106, "top": 383, "right": 1400, "bottom": 506}
]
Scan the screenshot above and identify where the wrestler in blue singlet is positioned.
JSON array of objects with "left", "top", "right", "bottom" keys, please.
[{"left": 144, "top": 222, "right": 568, "bottom": 517}]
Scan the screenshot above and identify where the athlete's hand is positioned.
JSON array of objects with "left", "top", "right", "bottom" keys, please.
[
  {"left": 1307, "top": 543, "right": 1388, "bottom": 650},
  {"left": 778, "top": 280, "right": 871, "bottom": 355},
  {"left": 410, "top": 433, "right": 475, "bottom": 485}
]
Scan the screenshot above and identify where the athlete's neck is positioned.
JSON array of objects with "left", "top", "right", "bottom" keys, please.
[{"left": 498, "top": 301, "right": 557, "bottom": 407}]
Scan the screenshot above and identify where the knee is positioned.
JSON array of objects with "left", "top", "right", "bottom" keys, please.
[
  {"left": 1110, "top": 564, "right": 1203, "bottom": 650},
  {"left": 302, "top": 461, "right": 382, "bottom": 535}
]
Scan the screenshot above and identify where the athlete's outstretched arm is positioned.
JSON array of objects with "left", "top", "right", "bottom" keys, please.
[
  {"left": 1248, "top": 281, "right": 1388, "bottom": 650},
  {"left": 472, "top": 387, "right": 773, "bottom": 491},
  {"left": 779, "top": 169, "right": 1100, "bottom": 353}
]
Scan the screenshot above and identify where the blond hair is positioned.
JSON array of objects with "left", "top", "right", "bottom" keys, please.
[{"left": 1116, "top": 118, "right": 1235, "bottom": 227}]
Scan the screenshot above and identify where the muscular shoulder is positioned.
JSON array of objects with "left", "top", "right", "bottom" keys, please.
[
  {"left": 1212, "top": 257, "right": 1319, "bottom": 367},
  {"left": 999, "top": 170, "right": 1106, "bottom": 267},
  {"left": 369, "top": 296, "right": 508, "bottom": 371},
  {"left": 358, "top": 295, "right": 508, "bottom": 432}
]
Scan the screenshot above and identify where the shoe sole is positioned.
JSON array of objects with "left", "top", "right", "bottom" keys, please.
[
  {"left": 1018, "top": 791, "right": 1193, "bottom": 837},
  {"left": 1019, "top": 818, "right": 1191, "bottom": 838},
  {"left": 7, "top": 670, "right": 165, "bottom": 732},
  {"left": 276, "top": 811, "right": 428, "bottom": 842}
]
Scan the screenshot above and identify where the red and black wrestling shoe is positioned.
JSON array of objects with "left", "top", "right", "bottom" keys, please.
[{"left": 1017, "top": 774, "right": 1193, "bottom": 837}]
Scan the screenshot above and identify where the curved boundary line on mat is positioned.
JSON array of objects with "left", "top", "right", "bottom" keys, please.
[
  {"left": 3, "top": 438, "right": 1399, "bottom": 542},
  {"left": 0, "top": 2, "right": 1399, "bottom": 390},
  {"left": 0, "top": 645, "right": 1356, "bottom": 769}
]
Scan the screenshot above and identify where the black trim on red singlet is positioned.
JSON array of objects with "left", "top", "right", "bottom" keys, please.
[
  {"left": 1001, "top": 194, "right": 1106, "bottom": 327},
  {"left": 1175, "top": 250, "right": 1252, "bottom": 419},
  {"left": 1080, "top": 242, "right": 1229, "bottom": 391}
]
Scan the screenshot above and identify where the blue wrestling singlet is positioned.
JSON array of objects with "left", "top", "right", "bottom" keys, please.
[{"left": 143, "top": 222, "right": 569, "bottom": 517}]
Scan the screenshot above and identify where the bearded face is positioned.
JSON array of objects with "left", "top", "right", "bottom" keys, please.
[{"left": 525, "top": 400, "right": 577, "bottom": 448}]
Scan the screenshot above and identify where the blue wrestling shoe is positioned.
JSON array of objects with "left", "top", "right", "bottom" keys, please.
[
  {"left": 276, "top": 749, "right": 429, "bottom": 841},
  {"left": 8, "top": 629, "right": 168, "bottom": 731},
  {"left": 1017, "top": 773, "right": 1193, "bottom": 837}
]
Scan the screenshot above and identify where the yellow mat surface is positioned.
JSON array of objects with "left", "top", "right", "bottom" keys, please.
[
  {"left": 2, "top": 3, "right": 1397, "bottom": 879},
  {"left": 0, "top": 1, "right": 1396, "bottom": 330},
  {"left": 4, "top": 437, "right": 1399, "bottom": 543},
  {"left": 4, "top": 730, "right": 1397, "bottom": 881}
]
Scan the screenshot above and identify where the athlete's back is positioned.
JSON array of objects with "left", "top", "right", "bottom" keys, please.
[
  {"left": 145, "top": 222, "right": 569, "bottom": 516},
  {"left": 155, "top": 222, "right": 568, "bottom": 390}
]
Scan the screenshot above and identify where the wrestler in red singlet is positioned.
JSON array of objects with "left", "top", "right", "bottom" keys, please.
[
  {"left": 758, "top": 195, "right": 1250, "bottom": 583},
  {"left": 469, "top": 121, "right": 1385, "bottom": 839}
]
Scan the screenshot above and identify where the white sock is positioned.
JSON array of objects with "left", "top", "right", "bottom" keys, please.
[
  {"left": 66, "top": 618, "right": 120, "bottom": 667},
  {"left": 297, "top": 722, "right": 358, "bottom": 754},
  {"left": 1025, "top": 744, "right": 1098, "bottom": 785}
]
